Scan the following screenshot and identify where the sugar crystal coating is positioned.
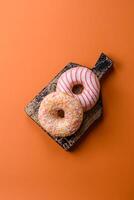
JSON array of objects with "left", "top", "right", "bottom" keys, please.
[{"left": 38, "top": 92, "right": 83, "bottom": 137}]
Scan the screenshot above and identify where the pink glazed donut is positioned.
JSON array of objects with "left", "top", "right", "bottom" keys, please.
[
  {"left": 56, "top": 66, "right": 100, "bottom": 111},
  {"left": 38, "top": 92, "right": 83, "bottom": 137}
]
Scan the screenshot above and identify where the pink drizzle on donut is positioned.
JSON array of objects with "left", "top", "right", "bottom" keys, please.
[{"left": 56, "top": 66, "right": 100, "bottom": 111}]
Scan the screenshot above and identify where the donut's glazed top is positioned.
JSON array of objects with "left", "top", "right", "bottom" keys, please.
[{"left": 56, "top": 66, "right": 100, "bottom": 111}]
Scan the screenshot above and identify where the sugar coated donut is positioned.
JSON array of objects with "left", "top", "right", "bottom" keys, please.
[
  {"left": 56, "top": 66, "right": 100, "bottom": 111},
  {"left": 38, "top": 92, "right": 83, "bottom": 137}
]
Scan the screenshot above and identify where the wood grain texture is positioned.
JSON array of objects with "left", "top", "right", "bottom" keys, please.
[{"left": 25, "top": 53, "right": 113, "bottom": 150}]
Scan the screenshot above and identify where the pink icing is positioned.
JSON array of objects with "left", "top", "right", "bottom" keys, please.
[{"left": 56, "top": 66, "right": 100, "bottom": 111}]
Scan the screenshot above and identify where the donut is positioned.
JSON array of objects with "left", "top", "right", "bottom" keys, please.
[
  {"left": 56, "top": 66, "right": 100, "bottom": 111},
  {"left": 38, "top": 92, "right": 83, "bottom": 137}
]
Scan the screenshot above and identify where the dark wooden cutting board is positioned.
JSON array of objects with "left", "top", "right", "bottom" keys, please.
[{"left": 25, "top": 53, "right": 113, "bottom": 150}]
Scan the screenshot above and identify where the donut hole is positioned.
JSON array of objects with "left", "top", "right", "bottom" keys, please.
[
  {"left": 57, "top": 109, "right": 65, "bottom": 118},
  {"left": 72, "top": 84, "right": 84, "bottom": 94}
]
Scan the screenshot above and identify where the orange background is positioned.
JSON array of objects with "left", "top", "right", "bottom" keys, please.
[{"left": 0, "top": 0, "right": 134, "bottom": 199}]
